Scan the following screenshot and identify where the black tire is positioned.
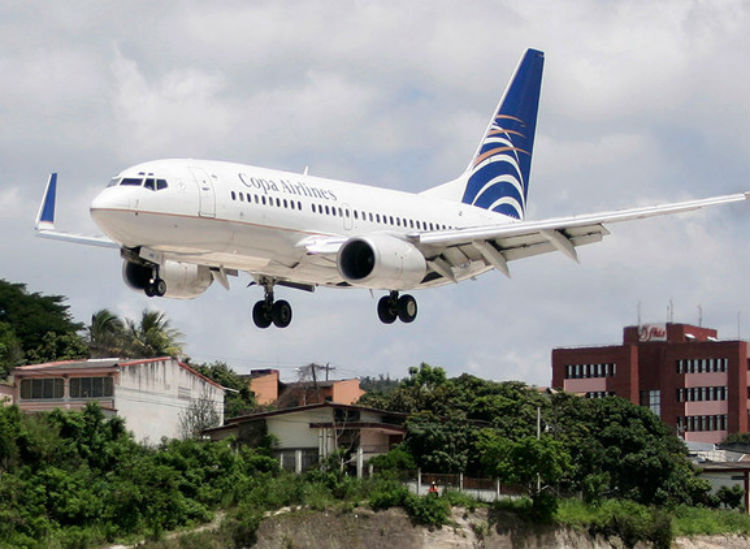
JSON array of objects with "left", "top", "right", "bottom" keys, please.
[
  {"left": 377, "top": 296, "right": 397, "bottom": 324},
  {"left": 397, "top": 294, "right": 417, "bottom": 323},
  {"left": 154, "top": 278, "right": 167, "bottom": 297},
  {"left": 252, "top": 300, "right": 272, "bottom": 329},
  {"left": 144, "top": 284, "right": 155, "bottom": 297},
  {"left": 271, "top": 300, "right": 292, "bottom": 328}
]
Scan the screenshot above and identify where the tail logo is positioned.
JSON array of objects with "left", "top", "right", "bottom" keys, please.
[
  {"left": 463, "top": 115, "right": 530, "bottom": 219},
  {"left": 460, "top": 48, "right": 544, "bottom": 220}
]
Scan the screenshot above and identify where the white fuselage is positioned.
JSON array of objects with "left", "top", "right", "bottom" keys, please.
[{"left": 89, "top": 159, "right": 514, "bottom": 289}]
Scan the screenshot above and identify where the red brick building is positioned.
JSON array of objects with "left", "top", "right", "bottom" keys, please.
[
  {"left": 245, "top": 369, "right": 365, "bottom": 408},
  {"left": 551, "top": 323, "right": 748, "bottom": 444}
]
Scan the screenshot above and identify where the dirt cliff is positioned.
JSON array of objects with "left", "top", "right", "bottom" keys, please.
[{"left": 250, "top": 506, "right": 747, "bottom": 549}]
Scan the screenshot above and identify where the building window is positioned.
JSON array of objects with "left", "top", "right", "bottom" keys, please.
[
  {"left": 585, "top": 391, "right": 616, "bottom": 399},
  {"left": 20, "top": 378, "right": 64, "bottom": 400},
  {"left": 70, "top": 377, "right": 114, "bottom": 398},
  {"left": 677, "top": 357, "right": 728, "bottom": 374},
  {"left": 678, "top": 414, "right": 728, "bottom": 432},
  {"left": 640, "top": 389, "right": 661, "bottom": 416},
  {"left": 563, "top": 362, "right": 617, "bottom": 379},
  {"left": 676, "top": 386, "right": 728, "bottom": 402}
]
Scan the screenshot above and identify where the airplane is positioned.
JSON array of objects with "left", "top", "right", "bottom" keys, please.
[{"left": 35, "top": 48, "right": 749, "bottom": 329}]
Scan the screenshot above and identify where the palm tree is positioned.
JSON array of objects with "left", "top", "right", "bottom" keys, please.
[
  {"left": 125, "top": 309, "right": 184, "bottom": 358},
  {"left": 87, "top": 309, "right": 126, "bottom": 358}
]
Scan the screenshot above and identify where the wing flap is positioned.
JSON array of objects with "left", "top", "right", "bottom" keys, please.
[{"left": 415, "top": 192, "right": 748, "bottom": 248}]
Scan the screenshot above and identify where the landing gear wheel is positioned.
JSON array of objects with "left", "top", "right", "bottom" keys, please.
[
  {"left": 144, "top": 285, "right": 155, "bottom": 297},
  {"left": 271, "top": 300, "right": 292, "bottom": 328},
  {"left": 252, "top": 300, "right": 272, "bottom": 329},
  {"left": 377, "top": 296, "right": 397, "bottom": 324},
  {"left": 153, "top": 278, "right": 167, "bottom": 297},
  {"left": 397, "top": 294, "right": 417, "bottom": 323}
]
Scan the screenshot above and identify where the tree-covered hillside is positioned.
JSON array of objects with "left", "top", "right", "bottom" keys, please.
[{"left": 361, "top": 363, "right": 712, "bottom": 508}]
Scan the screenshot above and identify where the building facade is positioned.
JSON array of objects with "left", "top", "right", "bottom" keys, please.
[
  {"left": 12, "top": 357, "right": 225, "bottom": 442},
  {"left": 204, "top": 403, "right": 406, "bottom": 477},
  {"left": 246, "top": 368, "right": 365, "bottom": 407},
  {"left": 552, "top": 323, "right": 748, "bottom": 444}
]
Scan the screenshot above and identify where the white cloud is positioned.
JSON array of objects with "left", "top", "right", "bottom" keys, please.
[{"left": 0, "top": 0, "right": 747, "bottom": 388}]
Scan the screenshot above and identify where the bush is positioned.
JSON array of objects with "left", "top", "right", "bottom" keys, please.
[
  {"left": 530, "top": 491, "right": 558, "bottom": 523},
  {"left": 585, "top": 499, "right": 673, "bottom": 548},
  {"left": 442, "top": 489, "right": 479, "bottom": 512},
  {"left": 403, "top": 494, "right": 450, "bottom": 528},
  {"left": 716, "top": 485, "right": 744, "bottom": 511},
  {"left": 220, "top": 503, "right": 262, "bottom": 548},
  {"left": 369, "top": 484, "right": 409, "bottom": 511}
]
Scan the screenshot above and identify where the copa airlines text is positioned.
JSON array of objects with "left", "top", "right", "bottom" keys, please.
[{"left": 35, "top": 49, "right": 749, "bottom": 329}]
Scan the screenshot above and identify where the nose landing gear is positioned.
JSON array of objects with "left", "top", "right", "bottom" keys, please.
[
  {"left": 252, "top": 279, "right": 293, "bottom": 328},
  {"left": 377, "top": 291, "right": 417, "bottom": 324}
]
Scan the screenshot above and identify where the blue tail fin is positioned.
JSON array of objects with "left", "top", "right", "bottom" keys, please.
[
  {"left": 35, "top": 173, "right": 58, "bottom": 228},
  {"left": 461, "top": 49, "right": 544, "bottom": 220}
]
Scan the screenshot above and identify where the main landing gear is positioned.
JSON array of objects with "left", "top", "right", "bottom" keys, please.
[
  {"left": 377, "top": 291, "right": 417, "bottom": 324},
  {"left": 252, "top": 279, "right": 292, "bottom": 329},
  {"left": 144, "top": 266, "right": 166, "bottom": 297}
]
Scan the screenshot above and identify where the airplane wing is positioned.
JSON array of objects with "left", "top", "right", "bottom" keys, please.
[
  {"left": 409, "top": 192, "right": 750, "bottom": 280},
  {"left": 35, "top": 173, "right": 119, "bottom": 249}
]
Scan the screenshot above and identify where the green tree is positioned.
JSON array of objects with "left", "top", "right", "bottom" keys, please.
[
  {"left": 548, "top": 392, "right": 705, "bottom": 505},
  {"left": 0, "top": 321, "right": 24, "bottom": 378},
  {"left": 478, "top": 431, "right": 571, "bottom": 495},
  {"left": 404, "top": 410, "right": 473, "bottom": 473},
  {"left": 86, "top": 309, "right": 126, "bottom": 358},
  {"left": 125, "top": 309, "right": 184, "bottom": 358},
  {"left": 190, "top": 360, "right": 257, "bottom": 420},
  {"left": 0, "top": 279, "right": 86, "bottom": 370}
]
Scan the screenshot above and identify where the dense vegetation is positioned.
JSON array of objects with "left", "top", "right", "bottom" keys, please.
[
  {"left": 189, "top": 360, "right": 257, "bottom": 420},
  {"left": 0, "top": 279, "right": 188, "bottom": 379},
  {"left": 1, "top": 280, "right": 747, "bottom": 547},
  {"left": 1, "top": 402, "right": 746, "bottom": 548},
  {"left": 360, "top": 363, "right": 713, "bottom": 510},
  {"left": 0, "top": 279, "right": 87, "bottom": 377},
  {"left": 0, "top": 403, "right": 453, "bottom": 548}
]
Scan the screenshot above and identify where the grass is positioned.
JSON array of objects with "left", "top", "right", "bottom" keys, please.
[{"left": 670, "top": 504, "right": 750, "bottom": 537}]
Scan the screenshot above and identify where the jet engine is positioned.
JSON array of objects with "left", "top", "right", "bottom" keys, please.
[
  {"left": 337, "top": 234, "right": 426, "bottom": 289},
  {"left": 122, "top": 260, "right": 213, "bottom": 299}
]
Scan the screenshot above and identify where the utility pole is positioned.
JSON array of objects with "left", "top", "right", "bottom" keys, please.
[{"left": 536, "top": 406, "right": 541, "bottom": 494}]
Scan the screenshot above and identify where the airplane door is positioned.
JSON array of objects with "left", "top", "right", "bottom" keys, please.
[{"left": 190, "top": 166, "right": 216, "bottom": 218}]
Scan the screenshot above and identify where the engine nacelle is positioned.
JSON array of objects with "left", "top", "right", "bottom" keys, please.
[
  {"left": 122, "top": 260, "right": 213, "bottom": 299},
  {"left": 337, "top": 234, "right": 426, "bottom": 289}
]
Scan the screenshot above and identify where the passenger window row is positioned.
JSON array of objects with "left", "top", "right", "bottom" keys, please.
[
  {"left": 230, "top": 191, "right": 453, "bottom": 232},
  {"left": 231, "top": 191, "right": 302, "bottom": 211}
]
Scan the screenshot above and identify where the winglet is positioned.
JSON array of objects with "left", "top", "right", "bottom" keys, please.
[{"left": 35, "top": 173, "right": 57, "bottom": 230}]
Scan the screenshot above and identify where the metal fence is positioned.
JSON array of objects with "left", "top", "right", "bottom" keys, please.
[{"left": 405, "top": 469, "right": 525, "bottom": 502}]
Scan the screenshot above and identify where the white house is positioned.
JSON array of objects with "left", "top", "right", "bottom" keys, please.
[
  {"left": 12, "top": 357, "right": 224, "bottom": 443},
  {"left": 204, "top": 403, "right": 406, "bottom": 477}
]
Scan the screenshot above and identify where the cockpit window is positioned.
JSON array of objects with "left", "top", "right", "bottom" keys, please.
[{"left": 115, "top": 176, "right": 169, "bottom": 190}]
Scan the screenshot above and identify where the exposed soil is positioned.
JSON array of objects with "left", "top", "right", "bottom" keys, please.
[{"left": 251, "top": 506, "right": 747, "bottom": 548}]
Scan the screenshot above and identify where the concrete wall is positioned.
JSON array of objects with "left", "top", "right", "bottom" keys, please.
[
  {"left": 115, "top": 358, "right": 224, "bottom": 443},
  {"left": 266, "top": 407, "right": 332, "bottom": 449}
]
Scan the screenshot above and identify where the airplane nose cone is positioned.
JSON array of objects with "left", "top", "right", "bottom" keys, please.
[{"left": 90, "top": 188, "right": 129, "bottom": 211}]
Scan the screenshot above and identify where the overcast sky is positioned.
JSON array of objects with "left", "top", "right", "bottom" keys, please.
[{"left": 1, "top": 1, "right": 748, "bottom": 386}]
